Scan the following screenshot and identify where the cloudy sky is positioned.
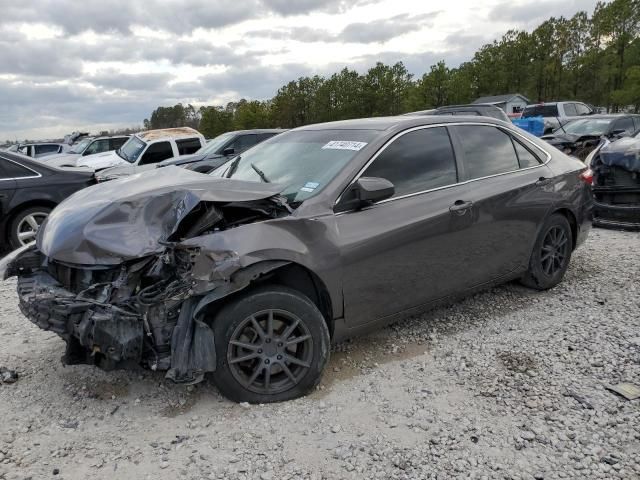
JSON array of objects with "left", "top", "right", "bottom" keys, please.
[{"left": 0, "top": 0, "right": 599, "bottom": 141}]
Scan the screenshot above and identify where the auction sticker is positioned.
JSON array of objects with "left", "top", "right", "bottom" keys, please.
[{"left": 322, "top": 141, "right": 367, "bottom": 151}]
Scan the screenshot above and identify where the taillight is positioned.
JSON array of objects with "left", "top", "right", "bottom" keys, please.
[{"left": 579, "top": 168, "right": 593, "bottom": 185}]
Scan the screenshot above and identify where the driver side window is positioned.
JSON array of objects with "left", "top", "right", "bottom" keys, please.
[
  {"left": 138, "top": 141, "right": 174, "bottom": 165},
  {"left": 362, "top": 127, "right": 458, "bottom": 198},
  {"left": 84, "top": 139, "right": 110, "bottom": 156}
]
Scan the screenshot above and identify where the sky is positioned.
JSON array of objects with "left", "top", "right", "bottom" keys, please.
[{"left": 0, "top": 0, "right": 600, "bottom": 141}]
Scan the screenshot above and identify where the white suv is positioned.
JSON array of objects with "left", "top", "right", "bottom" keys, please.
[
  {"left": 75, "top": 128, "right": 205, "bottom": 171},
  {"left": 522, "top": 101, "right": 593, "bottom": 134}
]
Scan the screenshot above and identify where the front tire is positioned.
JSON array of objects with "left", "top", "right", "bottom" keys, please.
[
  {"left": 210, "top": 286, "right": 330, "bottom": 403},
  {"left": 521, "top": 214, "right": 573, "bottom": 290}
]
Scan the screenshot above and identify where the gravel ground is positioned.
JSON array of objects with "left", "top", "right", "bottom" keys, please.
[{"left": 0, "top": 228, "right": 639, "bottom": 480}]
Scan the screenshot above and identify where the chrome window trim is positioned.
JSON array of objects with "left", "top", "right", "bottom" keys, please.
[
  {"left": 334, "top": 121, "right": 551, "bottom": 209},
  {"left": 0, "top": 154, "right": 43, "bottom": 181}
]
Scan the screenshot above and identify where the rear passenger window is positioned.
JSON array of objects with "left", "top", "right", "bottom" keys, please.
[
  {"left": 0, "top": 159, "right": 36, "bottom": 178},
  {"left": 84, "top": 139, "right": 110, "bottom": 155},
  {"left": 176, "top": 138, "right": 202, "bottom": 155},
  {"left": 563, "top": 104, "right": 578, "bottom": 116},
  {"left": 111, "top": 137, "right": 128, "bottom": 150},
  {"left": 362, "top": 127, "right": 457, "bottom": 197},
  {"left": 454, "top": 126, "right": 519, "bottom": 179},
  {"left": 258, "top": 133, "right": 277, "bottom": 142},
  {"left": 35, "top": 144, "right": 60, "bottom": 155},
  {"left": 513, "top": 139, "right": 542, "bottom": 168},
  {"left": 236, "top": 134, "right": 259, "bottom": 153},
  {"left": 139, "top": 141, "right": 174, "bottom": 165}
]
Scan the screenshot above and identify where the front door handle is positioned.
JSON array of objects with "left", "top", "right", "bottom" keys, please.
[
  {"left": 449, "top": 200, "right": 474, "bottom": 214},
  {"left": 536, "top": 176, "right": 553, "bottom": 186}
]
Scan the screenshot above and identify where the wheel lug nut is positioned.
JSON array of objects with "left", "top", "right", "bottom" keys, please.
[
  {"left": 277, "top": 355, "right": 282, "bottom": 360},
  {"left": 265, "top": 359, "right": 270, "bottom": 364},
  {"left": 277, "top": 342, "right": 283, "bottom": 347},
  {"left": 266, "top": 339, "right": 271, "bottom": 343},
  {"left": 258, "top": 349, "right": 263, "bottom": 354}
]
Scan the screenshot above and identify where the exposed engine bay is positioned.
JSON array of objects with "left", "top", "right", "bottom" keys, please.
[{"left": 3, "top": 168, "right": 294, "bottom": 383}]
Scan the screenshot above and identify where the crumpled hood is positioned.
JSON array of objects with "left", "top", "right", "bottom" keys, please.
[
  {"left": 38, "top": 166, "right": 284, "bottom": 265},
  {"left": 45, "top": 153, "right": 82, "bottom": 168},
  {"left": 542, "top": 133, "right": 585, "bottom": 145},
  {"left": 76, "top": 150, "right": 125, "bottom": 170},
  {"left": 599, "top": 136, "right": 640, "bottom": 173},
  {"left": 157, "top": 152, "right": 209, "bottom": 167}
]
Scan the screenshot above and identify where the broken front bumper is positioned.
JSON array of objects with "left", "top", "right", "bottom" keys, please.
[
  {"left": 17, "top": 270, "right": 144, "bottom": 369},
  {"left": 593, "top": 200, "right": 640, "bottom": 231}
]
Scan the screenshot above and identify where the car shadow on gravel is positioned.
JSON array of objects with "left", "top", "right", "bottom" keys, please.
[{"left": 27, "top": 259, "right": 592, "bottom": 413}]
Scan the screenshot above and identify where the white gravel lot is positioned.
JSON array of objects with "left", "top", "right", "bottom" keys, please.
[{"left": 0, "top": 228, "right": 639, "bottom": 480}]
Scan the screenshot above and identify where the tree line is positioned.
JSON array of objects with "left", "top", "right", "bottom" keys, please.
[{"left": 144, "top": 0, "right": 640, "bottom": 138}]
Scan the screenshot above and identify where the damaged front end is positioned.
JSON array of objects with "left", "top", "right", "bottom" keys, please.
[
  {"left": 3, "top": 167, "right": 293, "bottom": 383},
  {"left": 591, "top": 137, "right": 640, "bottom": 230}
]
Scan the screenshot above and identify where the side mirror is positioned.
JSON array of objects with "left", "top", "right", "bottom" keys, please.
[
  {"left": 222, "top": 147, "right": 235, "bottom": 156},
  {"left": 334, "top": 177, "right": 395, "bottom": 213}
]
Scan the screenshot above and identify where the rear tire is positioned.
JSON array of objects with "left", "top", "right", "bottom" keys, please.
[
  {"left": 8, "top": 206, "right": 51, "bottom": 250},
  {"left": 209, "top": 286, "right": 330, "bottom": 403},
  {"left": 521, "top": 214, "right": 573, "bottom": 290}
]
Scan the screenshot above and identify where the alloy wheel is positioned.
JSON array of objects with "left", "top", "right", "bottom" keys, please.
[
  {"left": 16, "top": 212, "right": 48, "bottom": 246},
  {"left": 227, "top": 309, "right": 313, "bottom": 395},
  {"left": 540, "top": 226, "right": 569, "bottom": 276}
]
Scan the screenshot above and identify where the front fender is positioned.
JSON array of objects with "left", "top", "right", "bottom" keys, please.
[{"left": 180, "top": 215, "right": 342, "bottom": 317}]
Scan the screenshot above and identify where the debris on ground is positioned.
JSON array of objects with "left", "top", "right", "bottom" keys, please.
[
  {"left": 0, "top": 367, "right": 18, "bottom": 384},
  {"left": 606, "top": 383, "right": 640, "bottom": 401}
]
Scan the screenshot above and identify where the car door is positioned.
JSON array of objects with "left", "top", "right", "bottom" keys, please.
[
  {"left": 336, "top": 126, "right": 475, "bottom": 326},
  {"left": 0, "top": 160, "right": 17, "bottom": 224},
  {"left": 83, "top": 139, "right": 110, "bottom": 156},
  {"left": 448, "top": 124, "right": 554, "bottom": 281},
  {"left": 136, "top": 141, "right": 174, "bottom": 165}
]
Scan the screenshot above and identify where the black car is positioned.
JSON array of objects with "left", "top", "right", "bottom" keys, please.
[
  {"left": 588, "top": 133, "right": 640, "bottom": 230},
  {"left": 95, "top": 129, "right": 286, "bottom": 181},
  {"left": 1, "top": 115, "right": 593, "bottom": 403},
  {"left": 541, "top": 114, "right": 640, "bottom": 160},
  {"left": 0, "top": 152, "right": 94, "bottom": 250}
]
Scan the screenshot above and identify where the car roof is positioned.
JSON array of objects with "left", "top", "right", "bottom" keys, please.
[
  {"left": 136, "top": 127, "right": 202, "bottom": 141},
  {"left": 230, "top": 129, "right": 288, "bottom": 135},
  {"left": 295, "top": 115, "right": 506, "bottom": 132}
]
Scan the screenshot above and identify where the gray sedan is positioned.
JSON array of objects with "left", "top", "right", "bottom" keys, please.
[{"left": 2, "top": 115, "right": 593, "bottom": 403}]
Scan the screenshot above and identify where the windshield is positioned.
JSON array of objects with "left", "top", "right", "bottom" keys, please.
[
  {"left": 211, "top": 129, "right": 377, "bottom": 203},
  {"left": 68, "top": 138, "right": 92, "bottom": 154},
  {"left": 199, "top": 132, "right": 235, "bottom": 155},
  {"left": 523, "top": 105, "right": 558, "bottom": 118},
  {"left": 118, "top": 136, "right": 146, "bottom": 163},
  {"left": 558, "top": 119, "right": 611, "bottom": 136}
]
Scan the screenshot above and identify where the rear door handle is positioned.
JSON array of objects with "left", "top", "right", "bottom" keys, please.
[
  {"left": 536, "top": 177, "right": 553, "bottom": 186},
  {"left": 449, "top": 200, "right": 474, "bottom": 214}
]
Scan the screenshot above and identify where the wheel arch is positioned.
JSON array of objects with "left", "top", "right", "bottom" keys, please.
[
  {"left": 3, "top": 200, "right": 57, "bottom": 242},
  {"left": 551, "top": 207, "right": 578, "bottom": 250},
  {"left": 195, "top": 260, "right": 336, "bottom": 339}
]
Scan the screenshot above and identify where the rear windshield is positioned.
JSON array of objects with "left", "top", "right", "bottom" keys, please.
[{"left": 523, "top": 105, "right": 558, "bottom": 118}]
